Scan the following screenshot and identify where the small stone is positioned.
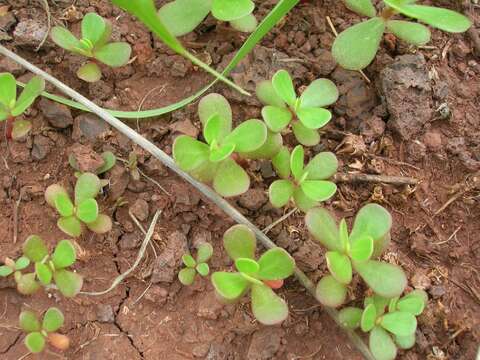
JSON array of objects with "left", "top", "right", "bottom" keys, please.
[
  {"left": 407, "top": 140, "right": 427, "bottom": 163},
  {"left": 13, "top": 19, "right": 50, "bottom": 48},
  {"left": 358, "top": 116, "right": 386, "bottom": 143},
  {"left": 429, "top": 285, "right": 446, "bottom": 299},
  {"left": 247, "top": 328, "right": 284, "bottom": 360},
  {"left": 423, "top": 130, "right": 442, "bottom": 151},
  {"left": 96, "top": 304, "right": 115, "bottom": 323},
  {"left": 69, "top": 144, "right": 104, "bottom": 172},
  {"left": 88, "top": 80, "right": 114, "bottom": 101},
  {"left": 107, "top": 165, "right": 130, "bottom": 200},
  {"left": 118, "top": 233, "right": 140, "bottom": 250},
  {"left": 39, "top": 99, "right": 73, "bottom": 129},
  {"left": 0, "top": 57, "right": 24, "bottom": 75},
  {"left": 192, "top": 230, "right": 212, "bottom": 249},
  {"left": 144, "top": 285, "right": 169, "bottom": 303},
  {"left": 313, "top": 49, "right": 337, "bottom": 75},
  {"left": 129, "top": 199, "right": 149, "bottom": 221},
  {"left": 9, "top": 141, "right": 30, "bottom": 163},
  {"left": 192, "top": 344, "right": 210, "bottom": 358},
  {"left": 197, "top": 291, "right": 224, "bottom": 320},
  {"left": 260, "top": 161, "right": 275, "bottom": 179},
  {"left": 151, "top": 231, "right": 188, "bottom": 283},
  {"left": 169, "top": 119, "right": 199, "bottom": 138},
  {"left": 206, "top": 343, "right": 227, "bottom": 360},
  {"left": 411, "top": 270, "right": 431, "bottom": 290},
  {"left": 72, "top": 114, "right": 110, "bottom": 141},
  {"left": 143, "top": 157, "right": 167, "bottom": 176},
  {"left": 238, "top": 188, "right": 267, "bottom": 211},
  {"left": 0, "top": 11, "right": 16, "bottom": 32},
  {"left": 31, "top": 134, "right": 52, "bottom": 161}
]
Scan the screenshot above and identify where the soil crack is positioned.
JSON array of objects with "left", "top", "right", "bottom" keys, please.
[{"left": 0, "top": 333, "right": 21, "bottom": 355}]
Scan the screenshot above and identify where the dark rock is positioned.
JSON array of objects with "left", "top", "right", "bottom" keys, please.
[
  {"left": 127, "top": 180, "right": 147, "bottom": 193},
  {"left": 260, "top": 161, "right": 275, "bottom": 179},
  {"left": 143, "top": 156, "right": 167, "bottom": 176},
  {"left": 96, "top": 304, "right": 115, "bottom": 323},
  {"left": 379, "top": 54, "right": 433, "bottom": 140},
  {"left": 197, "top": 291, "right": 224, "bottom": 320},
  {"left": 191, "top": 229, "right": 212, "bottom": 249},
  {"left": 13, "top": 19, "right": 50, "bottom": 48},
  {"left": 69, "top": 143, "right": 104, "bottom": 172},
  {"left": 0, "top": 57, "right": 24, "bottom": 75},
  {"left": 129, "top": 199, "right": 149, "bottom": 221},
  {"left": 429, "top": 285, "right": 446, "bottom": 299},
  {"left": 107, "top": 165, "right": 130, "bottom": 200},
  {"left": 31, "top": 134, "right": 52, "bottom": 161},
  {"left": 118, "top": 233, "right": 140, "bottom": 250},
  {"left": 39, "top": 99, "right": 73, "bottom": 128},
  {"left": 247, "top": 327, "right": 284, "bottom": 360},
  {"left": 72, "top": 114, "right": 110, "bottom": 141},
  {"left": 151, "top": 231, "right": 188, "bottom": 283},
  {"left": 238, "top": 188, "right": 267, "bottom": 211}
]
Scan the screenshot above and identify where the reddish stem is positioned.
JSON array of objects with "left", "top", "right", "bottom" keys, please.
[{"left": 5, "top": 116, "right": 15, "bottom": 140}]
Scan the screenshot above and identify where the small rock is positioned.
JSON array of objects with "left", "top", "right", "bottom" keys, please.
[
  {"left": 260, "top": 161, "right": 275, "bottom": 179},
  {"left": 429, "top": 285, "right": 446, "bottom": 299},
  {"left": 9, "top": 141, "right": 30, "bottom": 163},
  {"left": 144, "top": 285, "right": 169, "bottom": 304},
  {"left": 206, "top": 343, "right": 227, "bottom": 360},
  {"left": 0, "top": 57, "right": 24, "bottom": 75},
  {"left": 192, "top": 344, "right": 210, "bottom": 358},
  {"left": 423, "top": 130, "right": 442, "bottom": 151},
  {"left": 72, "top": 114, "right": 110, "bottom": 141},
  {"left": 169, "top": 119, "right": 199, "bottom": 138},
  {"left": 31, "top": 134, "right": 52, "bottom": 161},
  {"left": 247, "top": 328, "right": 284, "bottom": 360},
  {"left": 313, "top": 49, "right": 337, "bottom": 75},
  {"left": 118, "top": 233, "right": 140, "bottom": 250},
  {"left": 411, "top": 270, "right": 431, "bottom": 290},
  {"left": 89, "top": 80, "right": 114, "bottom": 101},
  {"left": 129, "top": 199, "right": 149, "bottom": 221},
  {"left": 69, "top": 144, "right": 104, "bottom": 172},
  {"left": 39, "top": 99, "right": 73, "bottom": 128},
  {"left": 358, "top": 116, "right": 386, "bottom": 143},
  {"left": 151, "top": 231, "right": 188, "bottom": 283},
  {"left": 238, "top": 188, "right": 267, "bottom": 211},
  {"left": 127, "top": 180, "right": 147, "bottom": 193},
  {"left": 107, "top": 165, "right": 130, "bottom": 200},
  {"left": 197, "top": 291, "right": 224, "bottom": 320},
  {"left": 13, "top": 19, "right": 50, "bottom": 48},
  {"left": 192, "top": 229, "right": 212, "bottom": 249},
  {"left": 143, "top": 156, "right": 167, "bottom": 176},
  {"left": 96, "top": 304, "right": 115, "bottom": 323}
]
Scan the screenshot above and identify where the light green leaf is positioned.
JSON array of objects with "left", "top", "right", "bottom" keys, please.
[
  {"left": 11, "top": 120, "right": 32, "bottom": 140},
  {"left": 304, "top": 152, "right": 338, "bottom": 181},
  {"left": 50, "top": 26, "right": 80, "bottom": 51},
  {"left": 230, "top": 13, "right": 257, "bottom": 32},
  {"left": 0, "top": 72, "right": 16, "bottom": 109},
  {"left": 386, "top": 20, "right": 431, "bottom": 45},
  {"left": 158, "top": 0, "right": 211, "bottom": 37},
  {"left": 173, "top": 135, "right": 210, "bottom": 171},
  {"left": 75, "top": 173, "right": 101, "bottom": 205},
  {"left": 235, "top": 258, "right": 260, "bottom": 274},
  {"left": 296, "top": 107, "right": 332, "bottom": 130},
  {"left": 251, "top": 283, "right": 289, "bottom": 325},
  {"left": 196, "top": 262, "right": 210, "bottom": 276},
  {"left": 42, "top": 307, "right": 64, "bottom": 332},
  {"left": 23, "top": 235, "right": 48, "bottom": 263},
  {"left": 58, "top": 216, "right": 82, "bottom": 237},
  {"left": 292, "top": 187, "right": 318, "bottom": 212},
  {"left": 178, "top": 267, "right": 196, "bottom": 285},
  {"left": 361, "top": 303, "right": 377, "bottom": 332},
  {"left": 85, "top": 214, "right": 112, "bottom": 234},
  {"left": 198, "top": 93, "right": 232, "bottom": 132},
  {"left": 196, "top": 243, "right": 213, "bottom": 263},
  {"left": 211, "top": 271, "right": 249, "bottom": 300},
  {"left": 224, "top": 119, "right": 267, "bottom": 153},
  {"left": 257, "top": 248, "right": 295, "bottom": 280},
  {"left": 76, "top": 199, "right": 99, "bottom": 224},
  {"left": 204, "top": 114, "right": 224, "bottom": 145},
  {"left": 305, "top": 207, "right": 341, "bottom": 251},
  {"left": 332, "top": 17, "right": 386, "bottom": 70},
  {"left": 45, "top": 184, "right": 68, "bottom": 208},
  {"left": 256, "top": 80, "right": 285, "bottom": 107},
  {"left": 292, "top": 121, "right": 320, "bottom": 146},
  {"left": 388, "top": 297, "right": 399, "bottom": 313},
  {"left": 300, "top": 180, "right": 337, "bottom": 202},
  {"left": 24, "top": 332, "right": 46, "bottom": 354},
  {"left": 82, "top": 13, "right": 107, "bottom": 45},
  {"left": 365, "top": 294, "right": 389, "bottom": 316},
  {"left": 12, "top": 76, "right": 45, "bottom": 117},
  {"left": 223, "top": 224, "right": 256, "bottom": 260},
  {"left": 290, "top": 145, "right": 304, "bottom": 181},
  {"left": 272, "top": 70, "right": 296, "bottom": 107},
  {"left": 15, "top": 257, "right": 30, "bottom": 271},
  {"left": 381, "top": 311, "right": 417, "bottom": 336},
  {"left": 272, "top": 146, "right": 291, "bottom": 179},
  {"left": 77, "top": 62, "right": 102, "bottom": 83},
  {"left": 261, "top": 105, "right": 292, "bottom": 132},
  {"left": 353, "top": 260, "right": 407, "bottom": 298},
  {"left": 300, "top": 78, "right": 339, "bottom": 108},
  {"left": 348, "top": 236, "right": 374, "bottom": 262},
  {"left": 213, "top": 158, "right": 249, "bottom": 197},
  {"left": 345, "top": 0, "right": 376, "bottom": 17},
  {"left": 54, "top": 269, "right": 83, "bottom": 297},
  {"left": 369, "top": 326, "right": 397, "bottom": 360},
  {"left": 325, "top": 251, "right": 352, "bottom": 284},
  {"left": 54, "top": 193, "right": 74, "bottom": 218},
  {"left": 52, "top": 240, "right": 76, "bottom": 269},
  {"left": 94, "top": 42, "right": 132, "bottom": 67},
  {"left": 395, "top": 333, "right": 416, "bottom": 350},
  {"left": 211, "top": 0, "right": 254, "bottom": 21},
  {"left": 16, "top": 273, "right": 41, "bottom": 295},
  {"left": 35, "top": 263, "right": 53, "bottom": 285},
  {"left": 396, "top": 293, "right": 426, "bottom": 316},
  {"left": 182, "top": 254, "right": 196, "bottom": 268},
  {"left": 19, "top": 311, "right": 41, "bottom": 332},
  {"left": 338, "top": 307, "right": 363, "bottom": 329},
  {"left": 268, "top": 179, "right": 294, "bottom": 208},
  {"left": 315, "top": 275, "right": 347, "bottom": 307},
  {"left": 210, "top": 143, "right": 233, "bottom": 163},
  {"left": 339, "top": 219, "right": 349, "bottom": 251},
  {"left": 96, "top": 151, "right": 116, "bottom": 174},
  {"left": 0, "top": 266, "right": 13, "bottom": 277},
  {"left": 241, "top": 130, "right": 283, "bottom": 160}
]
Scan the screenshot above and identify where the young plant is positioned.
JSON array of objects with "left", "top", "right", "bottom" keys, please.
[
  {"left": 269, "top": 145, "right": 338, "bottom": 212},
  {"left": 0, "top": 73, "right": 45, "bottom": 139},
  {"left": 69, "top": 151, "right": 116, "bottom": 177},
  {"left": 20, "top": 307, "right": 70, "bottom": 354},
  {"left": 332, "top": 0, "right": 472, "bottom": 70},
  {"left": 51, "top": 13, "right": 132, "bottom": 82},
  {"left": 256, "top": 70, "right": 339, "bottom": 146},
  {"left": 211, "top": 225, "right": 295, "bottom": 325},
  {"left": 178, "top": 243, "right": 214, "bottom": 286},
  {"left": 306, "top": 204, "right": 407, "bottom": 307},
  {"left": 173, "top": 93, "right": 268, "bottom": 197},
  {"left": 0, "top": 256, "right": 31, "bottom": 278},
  {"left": 14, "top": 236, "right": 83, "bottom": 297},
  {"left": 338, "top": 291, "right": 428, "bottom": 360},
  {"left": 45, "top": 173, "right": 112, "bottom": 237},
  {"left": 158, "top": 0, "right": 258, "bottom": 36}
]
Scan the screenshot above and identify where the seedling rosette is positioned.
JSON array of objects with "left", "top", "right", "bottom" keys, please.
[
  {"left": 269, "top": 145, "right": 338, "bottom": 212},
  {"left": 0, "top": 72, "right": 45, "bottom": 139},
  {"left": 338, "top": 290, "right": 428, "bottom": 360},
  {"left": 51, "top": 13, "right": 132, "bottom": 82},
  {"left": 20, "top": 307, "right": 70, "bottom": 353},
  {"left": 45, "top": 173, "right": 112, "bottom": 237},
  {"left": 179, "top": 243, "right": 214, "bottom": 285},
  {"left": 158, "top": 0, "right": 258, "bottom": 36},
  {"left": 257, "top": 70, "right": 339, "bottom": 146},
  {"left": 173, "top": 93, "right": 269, "bottom": 197},
  {"left": 211, "top": 225, "right": 295, "bottom": 325},
  {"left": 332, "top": 0, "right": 472, "bottom": 70},
  {"left": 0, "top": 256, "right": 31, "bottom": 278},
  {"left": 306, "top": 204, "right": 407, "bottom": 307}
]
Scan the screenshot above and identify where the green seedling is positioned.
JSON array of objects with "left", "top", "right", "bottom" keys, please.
[
  {"left": 173, "top": 93, "right": 269, "bottom": 197},
  {"left": 211, "top": 224, "right": 295, "bottom": 325},
  {"left": 306, "top": 204, "right": 407, "bottom": 307},
  {"left": 69, "top": 151, "right": 116, "bottom": 177},
  {"left": 256, "top": 69, "right": 339, "bottom": 146},
  {"left": 0, "top": 256, "right": 31, "bottom": 278},
  {"left": 14, "top": 236, "right": 83, "bottom": 297},
  {"left": 338, "top": 290, "right": 428, "bottom": 360},
  {"left": 126, "top": 151, "right": 141, "bottom": 181},
  {"left": 0, "top": 73, "right": 45, "bottom": 140},
  {"left": 45, "top": 173, "right": 112, "bottom": 237},
  {"left": 51, "top": 12, "right": 132, "bottom": 82},
  {"left": 178, "top": 243, "right": 214, "bottom": 286},
  {"left": 158, "top": 0, "right": 258, "bottom": 37},
  {"left": 269, "top": 145, "right": 338, "bottom": 212},
  {"left": 20, "top": 307, "right": 70, "bottom": 354},
  {"left": 332, "top": 0, "right": 472, "bottom": 70}
]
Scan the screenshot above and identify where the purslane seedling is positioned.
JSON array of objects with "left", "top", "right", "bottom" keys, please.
[
  {"left": 158, "top": 0, "right": 258, "bottom": 36},
  {"left": 332, "top": 0, "right": 472, "bottom": 70},
  {"left": 51, "top": 12, "right": 132, "bottom": 82},
  {"left": 173, "top": 93, "right": 269, "bottom": 197},
  {"left": 269, "top": 145, "right": 338, "bottom": 212},
  {"left": 257, "top": 70, "right": 339, "bottom": 146},
  {"left": 338, "top": 291, "right": 428, "bottom": 360},
  {"left": 45, "top": 173, "right": 112, "bottom": 237},
  {"left": 0, "top": 72, "right": 45, "bottom": 140},
  {"left": 211, "top": 225, "right": 295, "bottom": 325},
  {"left": 20, "top": 307, "right": 70, "bottom": 354},
  {"left": 178, "top": 243, "right": 214, "bottom": 286},
  {"left": 69, "top": 151, "right": 116, "bottom": 177},
  {"left": 306, "top": 204, "right": 407, "bottom": 307}
]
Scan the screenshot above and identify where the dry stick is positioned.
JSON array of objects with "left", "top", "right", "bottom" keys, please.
[
  {"left": 333, "top": 173, "right": 418, "bottom": 186},
  {"left": 262, "top": 207, "right": 297, "bottom": 234},
  {"left": 35, "top": 0, "right": 51, "bottom": 52},
  {"left": 0, "top": 45, "right": 375, "bottom": 360}
]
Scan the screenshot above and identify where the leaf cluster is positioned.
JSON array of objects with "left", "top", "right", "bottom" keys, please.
[
  {"left": 333, "top": 0, "right": 472, "bottom": 70},
  {"left": 45, "top": 173, "right": 112, "bottom": 237},
  {"left": 306, "top": 204, "right": 407, "bottom": 307},
  {"left": 0, "top": 73, "right": 45, "bottom": 139},
  {"left": 158, "top": 0, "right": 258, "bottom": 37},
  {"left": 257, "top": 70, "right": 339, "bottom": 146},
  {"left": 51, "top": 13, "right": 132, "bottom": 82},
  {"left": 20, "top": 307, "right": 69, "bottom": 353},
  {"left": 338, "top": 290, "right": 428, "bottom": 360},
  {"left": 269, "top": 145, "right": 338, "bottom": 212},
  {"left": 211, "top": 225, "right": 295, "bottom": 325},
  {"left": 178, "top": 243, "right": 214, "bottom": 285}
]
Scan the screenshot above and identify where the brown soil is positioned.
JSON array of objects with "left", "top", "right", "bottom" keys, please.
[{"left": 0, "top": 0, "right": 479, "bottom": 359}]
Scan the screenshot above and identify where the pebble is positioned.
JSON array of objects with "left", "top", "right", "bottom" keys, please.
[
  {"left": 39, "top": 99, "right": 73, "bottom": 129},
  {"left": 238, "top": 188, "right": 267, "bottom": 211},
  {"left": 13, "top": 19, "right": 50, "bottom": 48},
  {"left": 72, "top": 114, "right": 110, "bottom": 141},
  {"left": 151, "top": 231, "right": 188, "bottom": 283},
  {"left": 118, "top": 233, "right": 140, "bottom": 250},
  {"left": 423, "top": 130, "right": 442, "bottom": 152},
  {"left": 197, "top": 291, "right": 224, "bottom": 320},
  {"left": 169, "top": 119, "right": 199, "bottom": 138},
  {"left": 107, "top": 165, "right": 130, "bottom": 200},
  {"left": 96, "top": 304, "right": 115, "bottom": 323},
  {"left": 9, "top": 141, "right": 30, "bottom": 163},
  {"left": 247, "top": 327, "right": 284, "bottom": 360},
  {"left": 129, "top": 199, "right": 149, "bottom": 221},
  {"left": 0, "top": 57, "right": 24, "bottom": 75},
  {"left": 31, "top": 134, "right": 52, "bottom": 161}
]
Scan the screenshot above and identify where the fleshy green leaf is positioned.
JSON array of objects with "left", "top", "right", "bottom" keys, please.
[
  {"left": 19, "top": 311, "right": 41, "bottom": 332},
  {"left": 235, "top": 258, "right": 260, "bottom": 274},
  {"left": 173, "top": 135, "right": 210, "bottom": 171},
  {"left": 272, "top": 70, "right": 296, "bottom": 107},
  {"left": 54, "top": 193, "right": 74, "bottom": 218},
  {"left": 241, "top": 130, "right": 283, "bottom": 160},
  {"left": 82, "top": 13, "right": 107, "bottom": 45},
  {"left": 361, "top": 303, "right": 377, "bottom": 332},
  {"left": 15, "top": 257, "right": 31, "bottom": 271},
  {"left": 304, "top": 152, "right": 338, "bottom": 180},
  {"left": 11, "top": 120, "right": 32, "bottom": 140},
  {"left": 210, "top": 143, "right": 235, "bottom": 162},
  {"left": 196, "top": 263, "right": 210, "bottom": 276},
  {"left": 23, "top": 235, "right": 48, "bottom": 262},
  {"left": 16, "top": 273, "right": 41, "bottom": 295},
  {"left": 256, "top": 80, "right": 285, "bottom": 108},
  {"left": 339, "top": 219, "right": 349, "bottom": 251},
  {"left": 251, "top": 283, "right": 289, "bottom": 325},
  {"left": 198, "top": 93, "right": 232, "bottom": 132},
  {"left": 296, "top": 107, "right": 332, "bottom": 130},
  {"left": 196, "top": 243, "right": 213, "bottom": 263},
  {"left": 388, "top": 297, "right": 399, "bottom": 313},
  {"left": 261, "top": 105, "right": 292, "bottom": 132},
  {"left": 0, "top": 72, "right": 16, "bottom": 110},
  {"left": 75, "top": 173, "right": 101, "bottom": 205},
  {"left": 24, "top": 332, "right": 46, "bottom": 354},
  {"left": 300, "top": 180, "right": 337, "bottom": 202},
  {"left": 365, "top": 294, "right": 389, "bottom": 316},
  {"left": 77, "top": 62, "right": 102, "bottom": 83},
  {"left": 204, "top": 114, "right": 224, "bottom": 145},
  {"left": 380, "top": 311, "right": 417, "bottom": 336},
  {"left": 268, "top": 179, "right": 294, "bottom": 208},
  {"left": 52, "top": 240, "right": 76, "bottom": 269},
  {"left": 257, "top": 248, "right": 295, "bottom": 280},
  {"left": 12, "top": 76, "right": 45, "bottom": 117},
  {"left": 58, "top": 216, "right": 82, "bottom": 237},
  {"left": 76, "top": 199, "right": 99, "bottom": 224},
  {"left": 157, "top": 0, "right": 211, "bottom": 37},
  {"left": 272, "top": 146, "right": 291, "bottom": 179},
  {"left": 290, "top": 145, "right": 304, "bottom": 181},
  {"left": 211, "top": 272, "right": 249, "bottom": 300},
  {"left": 369, "top": 326, "right": 397, "bottom": 360},
  {"left": 182, "top": 254, "right": 196, "bottom": 268},
  {"left": 50, "top": 26, "right": 80, "bottom": 51},
  {"left": 54, "top": 269, "right": 83, "bottom": 297},
  {"left": 292, "top": 121, "right": 320, "bottom": 146},
  {"left": 395, "top": 333, "right": 416, "bottom": 350},
  {"left": 345, "top": 0, "right": 376, "bottom": 17},
  {"left": 332, "top": 17, "right": 386, "bottom": 70},
  {"left": 42, "top": 308, "right": 64, "bottom": 332},
  {"left": 45, "top": 184, "right": 68, "bottom": 208},
  {"left": 35, "top": 263, "right": 53, "bottom": 285},
  {"left": 396, "top": 293, "right": 426, "bottom": 316},
  {"left": 348, "top": 236, "right": 374, "bottom": 262},
  {"left": 178, "top": 267, "right": 196, "bottom": 285},
  {"left": 305, "top": 207, "right": 341, "bottom": 251},
  {"left": 386, "top": 20, "right": 431, "bottom": 45},
  {"left": 211, "top": 0, "right": 254, "bottom": 21},
  {"left": 96, "top": 152, "right": 116, "bottom": 174},
  {"left": 300, "top": 78, "right": 339, "bottom": 108},
  {"left": 86, "top": 214, "right": 112, "bottom": 234},
  {"left": 338, "top": 307, "right": 363, "bottom": 329},
  {"left": 315, "top": 275, "right": 347, "bottom": 307},
  {"left": 325, "top": 251, "right": 352, "bottom": 284},
  {"left": 224, "top": 119, "right": 267, "bottom": 153},
  {"left": 230, "top": 13, "right": 257, "bottom": 32},
  {"left": 223, "top": 224, "right": 256, "bottom": 260},
  {"left": 213, "top": 158, "right": 249, "bottom": 197},
  {"left": 292, "top": 187, "right": 318, "bottom": 212},
  {"left": 353, "top": 260, "right": 407, "bottom": 298},
  {"left": 94, "top": 42, "right": 132, "bottom": 67}
]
